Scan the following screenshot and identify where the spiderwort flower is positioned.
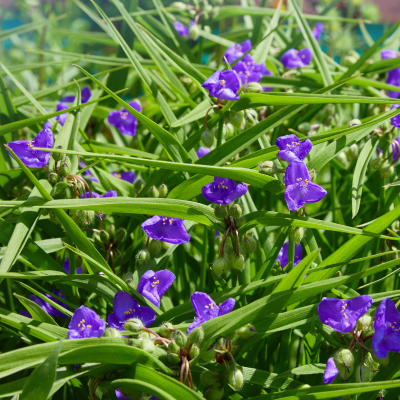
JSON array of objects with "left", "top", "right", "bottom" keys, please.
[
  {"left": 107, "top": 291, "right": 155, "bottom": 330},
  {"left": 68, "top": 305, "right": 105, "bottom": 339},
  {"left": 233, "top": 54, "right": 273, "bottom": 86},
  {"left": 107, "top": 100, "right": 142, "bottom": 137},
  {"left": 391, "top": 104, "right": 400, "bottom": 128},
  {"left": 202, "top": 177, "right": 248, "bottom": 205},
  {"left": 387, "top": 68, "right": 400, "bottom": 98},
  {"left": 24, "top": 289, "right": 70, "bottom": 318},
  {"left": 323, "top": 357, "right": 339, "bottom": 384},
  {"left": 372, "top": 297, "right": 400, "bottom": 359},
  {"left": 63, "top": 258, "right": 83, "bottom": 275},
  {"left": 137, "top": 269, "right": 176, "bottom": 308},
  {"left": 115, "top": 389, "right": 131, "bottom": 400},
  {"left": 318, "top": 295, "right": 373, "bottom": 334},
  {"left": 7, "top": 127, "right": 54, "bottom": 168},
  {"left": 44, "top": 102, "right": 69, "bottom": 129},
  {"left": 197, "top": 147, "right": 211, "bottom": 158},
  {"left": 111, "top": 171, "right": 135, "bottom": 184},
  {"left": 202, "top": 70, "right": 241, "bottom": 101},
  {"left": 276, "top": 134, "right": 312, "bottom": 162},
  {"left": 284, "top": 159, "right": 327, "bottom": 211},
  {"left": 187, "top": 292, "right": 235, "bottom": 333},
  {"left": 61, "top": 86, "right": 91, "bottom": 104},
  {"left": 381, "top": 49, "right": 400, "bottom": 60},
  {"left": 173, "top": 21, "right": 189, "bottom": 37},
  {"left": 223, "top": 39, "right": 252, "bottom": 64},
  {"left": 312, "top": 23, "right": 324, "bottom": 41},
  {"left": 275, "top": 241, "right": 302, "bottom": 269},
  {"left": 81, "top": 189, "right": 117, "bottom": 218},
  {"left": 141, "top": 216, "right": 191, "bottom": 244},
  {"left": 281, "top": 48, "right": 312, "bottom": 69}
]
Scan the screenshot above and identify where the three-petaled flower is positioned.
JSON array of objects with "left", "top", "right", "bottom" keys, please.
[
  {"left": 223, "top": 39, "right": 252, "bottom": 64},
  {"left": 386, "top": 69, "right": 400, "bottom": 99},
  {"left": 197, "top": 147, "right": 211, "bottom": 158},
  {"left": 381, "top": 49, "right": 400, "bottom": 60},
  {"left": 372, "top": 297, "right": 400, "bottom": 359},
  {"left": 107, "top": 291, "right": 155, "bottom": 331},
  {"left": 63, "top": 258, "right": 83, "bottom": 275},
  {"left": 281, "top": 48, "right": 312, "bottom": 69},
  {"left": 141, "top": 215, "right": 191, "bottom": 245},
  {"left": 233, "top": 54, "right": 273, "bottom": 87},
  {"left": 284, "top": 159, "right": 327, "bottom": 211},
  {"left": 202, "top": 70, "right": 241, "bottom": 101},
  {"left": 202, "top": 177, "right": 248, "bottom": 205},
  {"left": 61, "top": 86, "right": 91, "bottom": 104},
  {"left": 138, "top": 269, "right": 176, "bottom": 308},
  {"left": 44, "top": 102, "right": 69, "bottom": 129},
  {"left": 107, "top": 100, "right": 142, "bottom": 136},
  {"left": 276, "top": 134, "right": 312, "bottom": 162},
  {"left": 275, "top": 241, "right": 302, "bottom": 269},
  {"left": 173, "top": 21, "right": 193, "bottom": 38},
  {"left": 323, "top": 357, "right": 339, "bottom": 384},
  {"left": 187, "top": 292, "right": 235, "bottom": 333},
  {"left": 318, "top": 295, "right": 373, "bottom": 334},
  {"left": 68, "top": 305, "right": 106, "bottom": 339},
  {"left": 312, "top": 23, "right": 324, "bottom": 41},
  {"left": 7, "top": 128, "right": 54, "bottom": 168},
  {"left": 111, "top": 171, "right": 135, "bottom": 184}
]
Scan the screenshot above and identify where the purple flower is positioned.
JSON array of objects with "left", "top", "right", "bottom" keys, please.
[
  {"left": 284, "top": 159, "right": 327, "bottom": 211},
  {"left": 275, "top": 241, "right": 302, "bottom": 269},
  {"left": 372, "top": 297, "right": 400, "bottom": 359},
  {"left": 44, "top": 102, "right": 69, "bottom": 129},
  {"left": 115, "top": 389, "right": 131, "bottom": 400},
  {"left": 107, "top": 100, "right": 142, "bottom": 137},
  {"left": 68, "top": 305, "right": 106, "bottom": 339},
  {"left": 202, "top": 70, "right": 241, "bottom": 101},
  {"left": 381, "top": 49, "right": 400, "bottom": 60},
  {"left": 187, "top": 292, "right": 235, "bottom": 333},
  {"left": 223, "top": 39, "right": 252, "bottom": 64},
  {"left": 7, "top": 128, "right": 54, "bottom": 168},
  {"left": 61, "top": 86, "right": 91, "bottom": 104},
  {"left": 387, "top": 68, "right": 400, "bottom": 98},
  {"left": 312, "top": 23, "right": 324, "bottom": 41},
  {"left": 80, "top": 190, "right": 117, "bottom": 218},
  {"left": 111, "top": 171, "right": 135, "bottom": 184},
  {"left": 197, "top": 147, "right": 211, "bottom": 158},
  {"left": 63, "top": 258, "right": 83, "bottom": 275},
  {"left": 173, "top": 21, "right": 189, "bottom": 37},
  {"left": 323, "top": 357, "right": 339, "bottom": 384},
  {"left": 107, "top": 291, "right": 155, "bottom": 331},
  {"left": 202, "top": 177, "right": 248, "bottom": 205},
  {"left": 281, "top": 48, "right": 312, "bottom": 69},
  {"left": 137, "top": 269, "right": 176, "bottom": 308},
  {"left": 141, "top": 216, "right": 190, "bottom": 245},
  {"left": 24, "top": 289, "right": 70, "bottom": 318},
  {"left": 276, "top": 134, "right": 312, "bottom": 162},
  {"left": 391, "top": 104, "right": 400, "bottom": 128},
  {"left": 233, "top": 54, "right": 273, "bottom": 86},
  {"left": 318, "top": 295, "right": 373, "bottom": 334}
]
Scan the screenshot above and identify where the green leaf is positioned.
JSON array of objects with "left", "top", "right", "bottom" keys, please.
[{"left": 14, "top": 293, "right": 57, "bottom": 326}]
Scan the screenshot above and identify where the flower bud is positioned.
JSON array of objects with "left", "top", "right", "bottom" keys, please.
[
  {"left": 349, "top": 119, "right": 362, "bottom": 127},
  {"left": 298, "top": 122, "right": 311, "bottom": 133},
  {"left": 244, "top": 82, "right": 263, "bottom": 93},
  {"left": 216, "top": 220, "right": 227, "bottom": 230},
  {"left": 100, "top": 230, "right": 110, "bottom": 243},
  {"left": 346, "top": 143, "right": 359, "bottom": 159},
  {"left": 237, "top": 324, "right": 257, "bottom": 339},
  {"left": 259, "top": 160, "right": 278, "bottom": 176},
  {"left": 148, "top": 185, "right": 159, "bottom": 198},
  {"left": 309, "top": 169, "right": 317, "bottom": 181},
  {"left": 52, "top": 146, "right": 64, "bottom": 162},
  {"left": 172, "top": 330, "right": 187, "bottom": 348},
  {"left": 224, "top": 331, "right": 236, "bottom": 341},
  {"left": 213, "top": 257, "right": 226, "bottom": 277},
  {"left": 381, "top": 165, "right": 394, "bottom": 179},
  {"left": 189, "top": 23, "right": 200, "bottom": 41},
  {"left": 371, "top": 157, "right": 383, "bottom": 170},
  {"left": 94, "top": 235, "right": 103, "bottom": 248},
  {"left": 335, "top": 151, "right": 348, "bottom": 166},
  {"left": 239, "top": 243, "right": 248, "bottom": 258},
  {"left": 223, "top": 242, "right": 233, "bottom": 256},
  {"left": 236, "top": 216, "right": 246, "bottom": 228},
  {"left": 171, "top": 1, "right": 187, "bottom": 9},
  {"left": 289, "top": 227, "right": 304, "bottom": 244},
  {"left": 231, "top": 254, "right": 245, "bottom": 271},
  {"left": 168, "top": 340, "right": 180, "bottom": 354},
  {"left": 49, "top": 172, "right": 59, "bottom": 185},
  {"left": 203, "top": 25, "right": 211, "bottom": 34},
  {"left": 243, "top": 235, "right": 257, "bottom": 254},
  {"left": 161, "top": 241, "right": 170, "bottom": 251},
  {"left": 214, "top": 204, "right": 227, "bottom": 219},
  {"left": 229, "top": 204, "right": 242, "bottom": 218},
  {"left": 356, "top": 365, "right": 372, "bottom": 383},
  {"left": 225, "top": 122, "right": 235, "bottom": 139},
  {"left": 134, "top": 179, "right": 144, "bottom": 192},
  {"left": 189, "top": 345, "right": 200, "bottom": 359},
  {"left": 245, "top": 109, "right": 258, "bottom": 128},
  {"left": 75, "top": 210, "right": 95, "bottom": 226},
  {"left": 57, "top": 156, "right": 71, "bottom": 177},
  {"left": 124, "top": 318, "right": 144, "bottom": 333},
  {"left": 167, "top": 352, "right": 181, "bottom": 365},
  {"left": 200, "top": 348, "right": 216, "bottom": 362},
  {"left": 230, "top": 110, "right": 245, "bottom": 129},
  {"left": 159, "top": 322, "right": 174, "bottom": 338},
  {"left": 201, "top": 370, "right": 218, "bottom": 385},
  {"left": 228, "top": 369, "right": 244, "bottom": 390},
  {"left": 148, "top": 239, "right": 162, "bottom": 256},
  {"left": 103, "top": 327, "right": 121, "bottom": 337},
  {"left": 136, "top": 249, "right": 150, "bottom": 265},
  {"left": 158, "top": 183, "right": 168, "bottom": 198},
  {"left": 201, "top": 130, "right": 215, "bottom": 147},
  {"left": 356, "top": 315, "right": 373, "bottom": 333},
  {"left": 334, "top": 349, "right": 355, "bottom": 380},
  {"left": 208, "top": 386, "right": 224, "bottom": 400},
  {"left": 364, "top": 352, "right": 379, "bottom": 371},
  {"left": 107, "top": 224, "right": 115, "bottom": 239},
  {"left": 115, "top": 228, "right": 127, "bottom": 243},
  {"left": 141, "top": 338, "right": 155, "bottom": 353},
  {"left": 189, "top": 326, "right": 204, "bottom": 344}
]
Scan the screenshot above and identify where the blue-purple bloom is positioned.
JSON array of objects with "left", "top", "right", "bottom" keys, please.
[
  {"left": 79, "top": 162, "right": 99, "bottom": 183},
  {"left": 23, "top": 289, "right": 70, "bottom": 318},
  {"left": 387, "top": 68, "right": 400, "bottom": 98},
  {"left": 372, "top": 297, "right": 400, "bottom": 359},
  {"left": 223, "top": 39, "right": 252, "bottom": 64},
  {"left": 111, "top": 171, "right": 135, "bottom": 184},
  {"left": 391, "top": 104, "right": 400, "bottom": 128},
  {"left": 312, "top": 23, "right": 324, "bottom": 41},
  {"left": 107, "top": 100, "right": 142, "bottom": 137},
  {"left": 61, "top": 86, "right": 91, "bottom": 104},
  {"left": 202, "top": 70, "right": 241, "bottom": 101},
  {"left": 115, "top": 389, "right": 131, "bottom": 400},
  {"left": 318, "top": 295, "right": 373, "bottom": 334},
  {"left": 173, "top": 21, "right": 190, "bottom": 37},
  {"left": 281, "top": 48, "right": 312, "bottom": 69},
  {"left": 7, "top": 128, "right": 54, "bottom": 168},
  {"left": 141, "top": 216, "right": 190, "bottom": 245},
  {"left": 63, "top": 258, "right": 83, "bottom": 275},
  {"left": 323, "top": 357, "right": 339, "bottom": 384},
  {"left": 284, "top": 159, "right": 327, "bottom": 211},
  {"left": 276, "top": 134, "right": 312, "bottom": 162},
  {"left": 275, "top": 241, "right": 302, "bottom": 269},
  {"left": 381, "top": 49, "right": 400, "bottom": 60},
  {"left": 138, "top": 269, "right": 176, "bottom": 308},
  {"left": 81, "top": 190, "right": 117, "bottom": 218},
  {"left": 233, "top": 54, "right": 273, "bottom": 86},
  {"left": 68, "top": 305, "right": 105, "bottom": 339},
  {"left": 197, "top": 147, "right": 211, "bottom": 158},
  {"left": 187, "top": 292, "right": 235, "bottom": 333},
  {"left": 44, "top": 102, "right": 69, "bottom": 129},
  {"left": 107, "top": 291, "right": 155, "bottom": 330},
  {"left": 202, "top": 177, "right": 248, "bottom": 205}
]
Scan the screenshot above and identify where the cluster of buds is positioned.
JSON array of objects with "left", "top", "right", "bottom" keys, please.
[
  {"left": 147, "top": 183, "right": 168, "bottom": 198},
  {"left": 136, "top": 237, "right": 170, "bottom": 266},
  {"left": 132, "top": 179, "right": 144, "bottom": 196},
  {"left": 229, "top": 108, "right": 259, "bottom": 131}
]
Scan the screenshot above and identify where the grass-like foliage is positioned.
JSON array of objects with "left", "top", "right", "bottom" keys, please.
[{"left": 2, "top": 0, "right": 400, "bottom": 399}]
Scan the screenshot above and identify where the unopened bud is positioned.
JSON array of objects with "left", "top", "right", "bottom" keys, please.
[
  {"left": 201, "top": 349, "right": 216, "bottom": 362},
  {"left": 75, "top": 210, "right": 94, "bottom": 226},
  {"left": 224, "top": 331, "right": 236, "bottom": 341},
  {"left": 371, "top": 157, "right": 383, "bottom": 170},
  {"left": 94, "top": 235, "right": 103, "bottom": 248},
  {"left": 189, "top": 344, "right": 200, "bottom": 359},
  {"left": 225, "top": 122, "right": 235, "bottom": 139},
  {"left": 160, "top": 322, "right": 174, "bottom": 338},
  {"left": 189, "top": 23, "right": 200, "bottom": 41},
  {"left": 171, "top": 1, "right": 187, "bottom": 9},
  {"left": 335, "top": 151, "right": 347, "bottom": 166},
  {"left": 237, "top": 324, "right": 257, "bottom": 339},
  {"left": 103, "top": 327, "right": 121, "bottom": 337},
  {"left": 259, "top": 160, "right": 278, "bottom": 175},
  {"left": 189, "top": 326, "right": 204, "bottom": 344},
  {"left": 236, "top": 216, "right": 246, "bottom": 228},
  {"left": 136, "top": 249, "right": 150, "bottom": 265},
  {"left": 52, "top": 146, "right": 64, "bottom": 162},
  {"left": 208, "top": 386, "right": 224, "bottom": 400},
  {"left": 134, "top": 179, "right": 144, "bottom": 192},
  {"left": 228, "top": 369, "right": 244, "bottom": 390},
  {"left": 107, "top": 224, "right": 115, "bottom": 239},
  {"left": 245, "top": 109, "right": 258, "bottom": 128},
  {"left": 381, "top": 165, "right": 394, "bottom": 178},
  {"left": 168, "top": 340, "right": 180, "bottom": 354},
  {"left": 230, "top": 110, "right": 244, "bottom": 129},
  {"left": 124, "top": 318, "right": 144, "bottom": 333},
  {"left": 57, "top": 156, "right": 71, "bottom": 177},
  {"left": 349, "top": 119, "right": 362, "bottom": 127},
  {"left": 161, "top": 241, "right": 170, "bottom": 251},
  {"left": 148, "top": 239, "right": 162, "bottom": 256},
  {"left": 158, "top": 183, "right": 168, "bottom": 198},
  {"left": 214, "top": 204, "right": 227, "bottom": 219},
  {"left": 346, "top": 143, "right": 359, "bottom": 159},
  {"left": 223, "top": 242, "right": 233, "bottom": 256},
  {"left": 172, "top": 330, "right": 187, "bottom": 347},
  {"left": 243, "top": 235, "right": 257, "bottom": 254},
  {"left": 356, "top": 365, "right": 372, "bottom": 383},
  {"left": 148, "top": 185, "right": 159, "bottom": 198},
  {"left": 356, "top": 315, "right": 373, "bottom": 333},
  {"left": 49, "top": 172, "right": 58, "bottom": 185},
  {"left": 298, "top": 122, "right": 311, "bottom": 133},
  {"left": 100, "top": 230, "right": 110, "bottom": 243},
  {"left": 201, "top": 130, "right": 215, "bottom": 147},
  {"left": 289, "top": 227, "right": 304, "bottom": 244},
  {"left": 141, "top": 338, "right": 155, "bottom": 353},
  {"left": 309, "top": 169, "right": 317, "bottom": 181},
  {"left": 334, "top": 349, "right": 355, "bottom": 380},
  {"left": 201, "top": 370, "right": 218, "bottom": 385},
  {"left": 229, "top": 204, "right": 242, "bottom": 218},
  {"left": 244, "top": 82, "right": 263, "bottom": 93},
  {"left": 213, "top": 257, "right": 226, "bottom": 277},
  {"left": 231, "top": 254, "right": 245, "bottom": 271},
  {"left": 167, "top": 352, "right": 181, "bottom": 365},
  {"left": 115, "top": 228, "right": 127, "bottom": 243}
]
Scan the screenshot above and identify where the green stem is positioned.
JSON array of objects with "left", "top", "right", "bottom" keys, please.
[
  {"left": 287, "top": 237, "right": 295, "bottom": 273},
  {"left": 200, "top": 228, "right": 208, "bottom": 291},
  {"left": 217, "top": 118, "right": 224, "bottom": 147}
]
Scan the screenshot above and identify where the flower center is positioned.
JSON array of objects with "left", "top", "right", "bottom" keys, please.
[
  {"left": 286, "top": 141, "right": 300, "bottom": 149},
  {"left": 296, "top": 177, "right": 309, "bottom": 187},
  {"left": 204, "top": 303, "right": 214, "bottom": 310},
  {"left": 217, "top": 180, "right": 228, "bottom": 189},
  {"left": 220, "top": 80, "right": 226, "bottom": 85},
  {"left": 77, "top": 318, "right": 92, "bottom": 331},
  {"left": 124, "top": 308, "right": 134, "bottom": 315},
  {"left": 28, "top": 139, "right": 35, "bottom": 148},
  {"left": 162, "top": 217, "right": 174, "bottom": 225},
  {"left": 120, "top": 111, "right": 128, "bottom": 120},
  {"left": 341, "top": 301, "right": 349, "bottom": 319},
  {"left": 114, "top": 173, "right": 122, "bottom": 178},
  {"left": 152, "top": 279, "right": 160, "bottom": 288},
  {"left": 390, "top": 321, "right": 400, "bottom": 331},
  {"left": 235, "top": 45, "right": 242, "bottom": 52}
]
